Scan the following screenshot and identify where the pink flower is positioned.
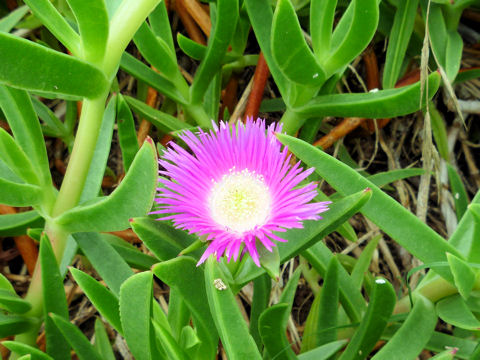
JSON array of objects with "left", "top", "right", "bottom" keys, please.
[{"left": 151, "top": 119, "right": 330, "bottom": 266}]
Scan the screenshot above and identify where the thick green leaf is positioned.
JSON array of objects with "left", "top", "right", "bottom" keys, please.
[
  {"left": 120, "top": 53, "right": 187, "bottom": 104},
  {"left": 424, "top": 3, "right": 462, "bottom": 82},
  {"left": 444, "top": 30, "right": 463, "bottom": 82},
  {"left": 448, "top": 191, "right": 480, "bottom": 261},
  {"left": 153, "top": 257, "right": 218, "bottom": 360},
  {"left": 131, "top": 217, "right": 198, "bottom": 261},
  {"left": 40, "top": 234, "right": 70, "bottom": 360},
  {"left": 73, "top": 232, "right": 134, "bottom": 296},
  {"left": 301, "top": 257, "right": 339, "bottom": 352},
  {"left": 425, "top": 3, "right": 446, "bottom": 62},
  {"left": 430, "top": 349, "right": 457, "bottom": 359},
  {"left": 382, "top": 0, "right": 419, "bottom": 88},
  {"left": 134, "top": 22, "right": 179, "bottom": 80},
  {"left": 428, "top": 331, "right": 476, "bottom": 359},
  {"left": 64, "top": 100, "right": 78, "bottom": 137},
  {"left": 280, "top": 190, "right": 371, "bottom": 262},
  {"left": 0, "top": 86, "right": 51, "bottom": 187},
  {"left": 250, "top": 274, "right": 271, "bottom": 348},
  {"left": 105, "top": 234, "right": 158, "bottom": 270},
  {"left": 59, "top": 235, "right": 78, "bottom": 277},
  {"left": 120, "top": 271, "right": 156, "bottom": 360},
  {"left": 23, "top": 0, "right": 80, "bottom": 54},
  {"left": 177, "top": 33, "right": 207, "bottom": 60},
  {"left": 372, "top": 295, "right": 436, "bottom": 360},
  {"left": 259, "top": 245, "right": 280, "bottom": 280},
  {"left": 69, "top": 268, "right": 122, "bottom": 334},
  {"left": 447, "top": 253, "right": 476, "bottom": 299},
  {"left": 382, "top": 325, "right": 477, "bottom": 359},
  {"left": 279, "top": 268, "right": 301, "bottom": 310},
  {"left": 303, "top": 242, "right": 366, "bottom": 323},
  {"left": 180, "top": 324, "right": 201, "bottom": 351},
  {"left": 259, "top": 303, "right": 296, "bottom": 359},
  {"left": 338, "top": 278, "right": 396, "bottom": 360},
  {"left": 350, "top": 236, "right": 380, "bottom": 290},
  {"left": 32, "top": 96, "right": 70, "bottom": 140},
  {"left": 0, "top": 6, "right": 29, "bottom": 33},
  {"left": 470, "top": 342, "right": 480, "bottom": 360},
  {"left": 310, "top": 0, "right": 336, "bottom": 62},
  {"left": 250, "top": 266, "right": 301, "bottom": 353},
  {"left": 454, "top": 68, "right": 480, "bottom": 84},
  {"left": 203, "top": 71, "right": 221, "bottom": 121},
  {"left": 0, "top": 178, "right": 42, "bottom": 207},
  {"left": 430, "top": 103, "right": 449, "bottom": 161},
  {"left": 149, "top": 0, "right": 175, "bottom": 51},
  {"left": 278, "top": 132, "right": 462, "bottom": 282},
  {"left": 152, "top": 321, "right": 189, "bottom": 360},
  {"left": 66, "top": 0, "right": 108, "bottom": 62},
  {"left": 446, "top": 163, "right": 468, "bottom": 220},
  {"left": 325, "top": 0, "right": 379, "bottom": 75},
  {"left": 93, "top": 318, "right": 116, "bottom": 360},
  {"left": 2, "top": 341, "right": 53, "bottom": 360},
  {"left": 167, "top": 288, "right": 191, "bottom": 341},
  {"left": 151, "top": 302, "right": 175, "bottom": 359},
  {"left": 298, "top": 340, "right": 348, "bottom": 360},
  {"left": 0, "top": 313, "right": 36, "bottom": 338},
  {"left": 204, "top": 257, "right": 261, "bottom": 360},
  {"left": 105, "top": 0, "right": 122, "bottom": 18},
  {"left": 297, "top": 72, "right": 440, "bottom": 118},
  {"left": 466, "top": 293, "right": 480, "bottom": 313},
  {"left": 79, "top": 95, "right": 116, "bottom": 202},
  {"left": 49, "top": 313, "right": 102, "bottom": 360},
  {"left": 55, "top": 139, "right": 157, "bottom": 232},
  {"left": 436, "top": 294, "right": 480, "bottom": 330},
  {"left": 124, "top": 95, "right": 189, "bottom": 133},
  {"left": 0, "top": 273, "right": 15, "bottom": 292},
  {"left": 0, "top": 289, "right": 32, "bottom": 314},
  {"left": 272, "top": 0, "right": 325, "bottom": 87},
  {"left": 0, "top": 33, "right": 108, "bottom": 99},
  {"left": 190, "top": 0, "right": 239, "bottom": 103},
  {"left": 117, "top": 94, "right": 139, "bottom": 172},
  {"left": 366, "top": 169, "right": 425, "bottom": 188}
]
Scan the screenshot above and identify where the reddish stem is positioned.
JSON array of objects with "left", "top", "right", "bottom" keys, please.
[{"left": 244, "top": 52, "right": 270, "bottom": 121}]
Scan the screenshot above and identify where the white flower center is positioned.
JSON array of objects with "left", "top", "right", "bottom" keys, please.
[{"left": 209, "top": 168, "right": 271, "bottom": 233}]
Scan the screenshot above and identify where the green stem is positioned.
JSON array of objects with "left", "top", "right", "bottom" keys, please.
[
  {"left": 184, "top": 103, "right": 213, "bottom": 128},
  {"left": 10, "top": 223, "right": 69, "bottom": 358},
  {"left": 280, "top": 108, "right": 306, "bottom": 135},
  {"left": 52, "top": 95, "right": 108, "bottom": 217},
  {"left": 103, "top": 0, "right": 162, "bottom": 78},
  {"left": 394, "top": 275, "right": 480, "bottom": 314}
]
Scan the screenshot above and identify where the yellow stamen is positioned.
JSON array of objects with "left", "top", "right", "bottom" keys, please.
[{"left": 209, "top": 168, "right": 271, "bottom": 233}]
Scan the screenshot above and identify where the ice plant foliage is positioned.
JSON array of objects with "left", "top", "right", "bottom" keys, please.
[{"left": 152, "top": 119, "right": 330, "bottom": 266}]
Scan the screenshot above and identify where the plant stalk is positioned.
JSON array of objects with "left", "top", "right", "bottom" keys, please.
[
  {"left": 51, "top": 95, "right": 109, "bottom": 217},
  {"left": 280, "top": 108, "right": 306, "bottom": 135}
]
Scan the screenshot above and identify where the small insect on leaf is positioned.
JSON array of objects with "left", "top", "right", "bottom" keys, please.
[{"left": 213, "top": 278, "right": 227, "bottom": 291}]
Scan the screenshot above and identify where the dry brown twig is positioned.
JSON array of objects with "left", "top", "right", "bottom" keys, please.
[
  {"left": 244, "top": 53, "right": 270, "bottom": 121},
  {"left": 174, "top": 0, "right": 207, "bottom": 45}
]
